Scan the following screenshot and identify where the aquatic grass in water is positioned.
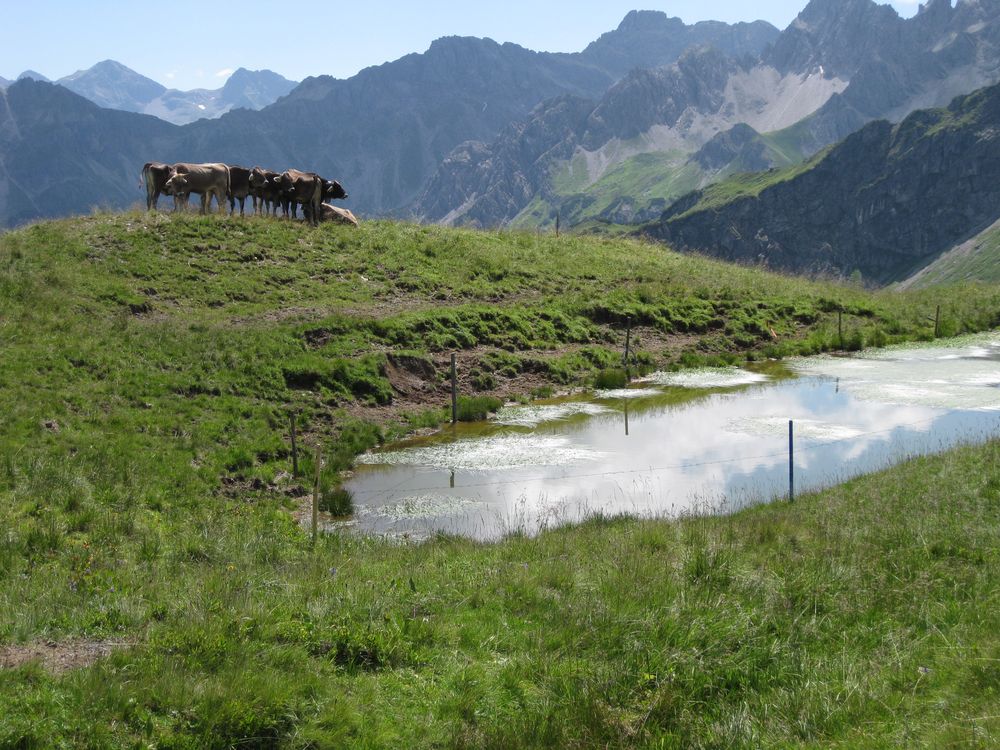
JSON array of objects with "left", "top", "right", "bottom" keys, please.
[
  {"left": 593, "top": 387, "right": 663, "bottom": 400},
  {"left": 492, "top": 402, "right": 611, "bottom": 427},
  {"left": 793, "top": 333, "right": 1000, "bottom": 411},
  {"left": 359, "top": 494, "right": 481, "bottom": 521},
  {"left": 356, "top": 433, "right": 606, "bottom": 472},
  {"left": 645, "top": 367, "right": 770, "bottom": 389}
]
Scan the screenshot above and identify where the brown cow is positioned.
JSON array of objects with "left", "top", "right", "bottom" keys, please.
[
  {"left": 275, "top": 169, "right": 322, "bottom": 224},
  {"left": 318, "top": 203, "right": 359, "bottom": 227},
  {"left": 141, "top": 162, "right": 174, "bottom": 211},
  {"left": 227, "top": 165, "right": 252, "bottom": 216},
  {"left": 165, "top": 163, "right": 230, "bottom": 215},
  {"left": 275, "top": 170, "right": 348, "bottom": 226},
  {"left": 249, "top": 167, "right": 281, "bottom": 217}
]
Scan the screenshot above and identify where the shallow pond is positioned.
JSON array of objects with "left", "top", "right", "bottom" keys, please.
[{"left": 344, "top": 334, "right": 1000, "bottom": 540}]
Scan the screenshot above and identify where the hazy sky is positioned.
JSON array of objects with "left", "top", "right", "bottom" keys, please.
[{"left": 2, "top": 1, "right": 921, "bottom": 90}]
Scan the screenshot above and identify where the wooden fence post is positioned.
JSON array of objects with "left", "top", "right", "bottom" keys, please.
[
  {"left": 451, "top": 353, "right": 458, "bottom": 424},
  {"left": 838, "top": 310, "right": 843, "bottom": 351},
  {"left": 623, "top": 317, "right": 633, "bottom": 383},
  {"left": 312, "top": 443, "right": 321, "bottom": 545},
  {"left": 788, "top": 420, "right": 795, "bottom": 503},
  {"left": 934, "top": 306, "right": 941, "bottom": 339},
  {"left": 290, "top": 412, "right": 299, "bottom": 477}
]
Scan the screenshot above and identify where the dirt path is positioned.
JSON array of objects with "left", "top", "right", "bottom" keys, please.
[{"left": 0, "top": 640, "right": 131, "bottom": 674}]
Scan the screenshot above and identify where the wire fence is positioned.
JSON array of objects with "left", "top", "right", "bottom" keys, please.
[{"left": 350, "top": 413, "right": 949, "bottom": 501}]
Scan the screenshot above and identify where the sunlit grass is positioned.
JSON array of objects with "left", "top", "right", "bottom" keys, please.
[{"left": 0, "top": 211, "right": 998, "bottom": 746}]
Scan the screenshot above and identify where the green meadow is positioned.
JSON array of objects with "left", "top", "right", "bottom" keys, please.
[{"left": 0, "top": 212, "right": 998, "bottom": 747}]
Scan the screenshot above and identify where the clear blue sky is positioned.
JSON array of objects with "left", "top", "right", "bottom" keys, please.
[{"left": 2, "top": 1, "right": 920, "bottom": 90}]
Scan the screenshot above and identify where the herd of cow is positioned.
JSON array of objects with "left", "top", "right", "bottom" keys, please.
[{"left": 141, "top": 162, "right": 357, "bottom": 227}]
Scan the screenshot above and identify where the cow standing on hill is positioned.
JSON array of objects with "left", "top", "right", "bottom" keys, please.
[
  {"left": 227, "top": 166, "right": 252, "bottom": 216},
  {"left": 165, "top": 163, "right": 231, "bottom": 215},
  {"left": 275, "top": 169, "right": 348, "bottom": 226},
  {"left": 249, "top": 167, "right": 281, "bottom": 216},
  {"left": 141, "top": 162, "right": 175, "bottom": 211}
]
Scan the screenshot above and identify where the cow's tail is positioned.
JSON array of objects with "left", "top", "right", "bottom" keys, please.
[{"left": 139, "top": 163, "right": 148, "bottom": 191}]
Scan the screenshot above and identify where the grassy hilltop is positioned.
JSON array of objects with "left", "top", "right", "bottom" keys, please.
[{"left": 0, "top": 212, "right": 998, "bottom": 747}]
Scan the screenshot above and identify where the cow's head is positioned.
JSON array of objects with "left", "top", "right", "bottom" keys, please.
[
  {"left": 165, "top": 174, "right": 189, "bottom": 193},
  {"left": 274, "top": 172, "right": 294, "bottom": 195},
  {"left": 323, "top": 180, "right": 347, "bottom": 200},
  {"left": 250, "top": 167, "right": 279, "bottom": 189}
]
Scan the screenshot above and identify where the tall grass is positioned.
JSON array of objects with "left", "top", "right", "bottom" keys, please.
[{"left": 0, "top": 212, "right": 998, "bottom": 746}]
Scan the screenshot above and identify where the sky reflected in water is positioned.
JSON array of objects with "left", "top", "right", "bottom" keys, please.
[{"left": 345, "top": 334, "right": 1000, "bottom": 540}]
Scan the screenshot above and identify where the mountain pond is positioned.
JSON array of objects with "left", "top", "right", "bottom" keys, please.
[{"left": 338, "top": 334, "right": 1000, "bottom": 541}]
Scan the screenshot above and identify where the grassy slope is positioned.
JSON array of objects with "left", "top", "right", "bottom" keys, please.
[
  {"left": 1, "top": 212, "right": 999, "bottom": 746},
  {"left": 669, "top": 147, "right": 830, "bottom": 221},
  {"left": 901, "top": 219, "right": 1000, "bottom": 289},
  {"left": 511, "top": 122, "right": 812, "bottom": 231}
]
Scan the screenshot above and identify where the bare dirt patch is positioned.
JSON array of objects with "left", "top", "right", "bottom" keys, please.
[
  {"left": 340, "top": 328, "right": 700, "bottom": 430},
  {"left": 0, "top": 640, "right": 131, "bottom": 674}
]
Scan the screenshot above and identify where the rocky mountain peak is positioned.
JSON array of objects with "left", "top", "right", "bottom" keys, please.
[
  {"left": 219, "top": 68, "right": 296, "bottom": 111},
  {"left": 17, "top": 70, "right": 50, "bottom": 82},
  {"left": 58, "top": 60, "right": 166, "bottom": 111},
  {"left": 582, "top": 11, "right": 778, "bottom": 78},
  {"left": 615, "top": 10, "right": 686, "bottom": 34}
]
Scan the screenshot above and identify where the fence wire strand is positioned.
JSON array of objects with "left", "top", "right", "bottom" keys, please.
[{"left": 352, "top": 413, "right": 947, "bottom": 500}]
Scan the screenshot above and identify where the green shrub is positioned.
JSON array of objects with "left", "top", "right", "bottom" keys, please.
[
  {"left": 319, "top": 485, "right": 354, "bottom": 517},
  {"left": 455, "top": 395, "right": 503, "bottom": 422},
  {"left": 594, "top": 368, "right": 628, "bottom": 389}
]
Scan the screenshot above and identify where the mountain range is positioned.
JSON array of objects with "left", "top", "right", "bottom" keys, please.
[
  {"left": 644, "top": 80, "right": 1000, "bottom": 284},
  {"left": 0, "top": 62, "right": 297, "bottom": 125},
  {"left": 417, "top": 0, "right": 1000, "bottom": 229},
  {"left": 0, "top": 11, "right": 779, "bottom": 228},
  {"left": 3, "top": 0, "right": 1000, "bottom": 288}
]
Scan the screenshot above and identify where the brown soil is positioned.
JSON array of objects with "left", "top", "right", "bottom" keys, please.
[
  {"left": 0, "top": 640, "right": 131, "bottom": 674},
  {"left": 342, "top": 326, "right": 703, "bottom": 430}
]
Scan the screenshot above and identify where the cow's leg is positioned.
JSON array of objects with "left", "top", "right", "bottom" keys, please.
[{"left": 239, "top": 197, "right": 246, "bottom": 217}]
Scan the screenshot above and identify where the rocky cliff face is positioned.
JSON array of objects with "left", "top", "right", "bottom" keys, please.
[
  {"left": 779, "top": 0, "right": 1000, "bottom": 152},
  {"left": 580, "top": 11, "right": 778, "bottom": 79},
  {"left": 411, "top": 47, "right": 748, "bottom": 226},
  {"left": 646, "top": 82, "right": 1000, "bottom": 284}
]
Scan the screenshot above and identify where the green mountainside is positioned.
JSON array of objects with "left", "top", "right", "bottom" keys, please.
[
  {"left": 511, "top": 125, "right": 812, "bottom": 231},
  {"left": 645, "top": 82, "right": 1000, "bottom": 284},
  {"left": 900, "top": 218, "right": 1000, "bottom": 289}
]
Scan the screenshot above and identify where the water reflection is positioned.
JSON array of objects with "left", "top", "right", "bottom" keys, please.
[{"left": 346, "top": 335, "right": 1000, "bottom": 540}]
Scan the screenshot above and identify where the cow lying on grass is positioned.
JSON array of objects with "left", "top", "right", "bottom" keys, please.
[{"left": 318, "top": 203, "right": 359, "bottom": 227}]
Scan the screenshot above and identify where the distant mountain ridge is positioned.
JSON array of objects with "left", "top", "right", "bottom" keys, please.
[
  {"left": 644, "top": 81, "right": 1000, "bottom": 284},
  {"left": 415, "top": 0, "right": 1000, "bottom": 229},
  {"left": 55, "top": 61, "right": 298, "bottom": 125},
  {"left": 0, "top": 11, "right": 781, "bottom": 228}
]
